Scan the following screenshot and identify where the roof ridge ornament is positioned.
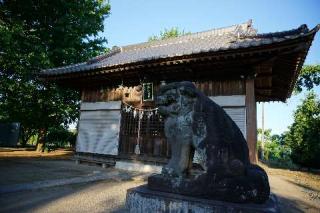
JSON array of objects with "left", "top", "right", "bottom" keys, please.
[{"left": 231, "top": 20, "right": 257, "bottom": 39}]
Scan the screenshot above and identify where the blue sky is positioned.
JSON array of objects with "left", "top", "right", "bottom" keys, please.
[{"left": 102, "top": 0, "right": 320, "bottom": 134}]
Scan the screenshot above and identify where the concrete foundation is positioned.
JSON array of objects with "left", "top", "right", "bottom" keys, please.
[
  {"left": 126, "top": 185, "right": 280, "bottom": 213},
  {"left": 115, "top": 161, "right": 162, "bottom": 173}
]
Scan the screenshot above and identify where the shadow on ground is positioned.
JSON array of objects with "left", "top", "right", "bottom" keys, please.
[
  {"left": 0, "top": 156, "right": 145, "bottom": 213},
  {"left": 0, "top": 179, "right": 141, "bottom": 213},
  {"left": 0, "top": 152, "right": 319, "bottom": 213},
  {"left": 276, "top": 194, "right": 320, "bottom": 213}
]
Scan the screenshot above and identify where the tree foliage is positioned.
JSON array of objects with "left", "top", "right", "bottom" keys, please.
[
  {"left": 284, "top": 92, "right": 320, "bottom": 168},
  {"left": 258, "top": 65, "right": 320, "bottom": 169},
  {"left": 46, "top": 126, "right": 77, "bottom": 150},
  {"left": 257, "top": 128, "right": 292, "bottom": 167},
  {"left": 148, "top": 27, "right": 190, "bottom": 41},
  {"left": 294, "top": 65, "right": 320, "bottom": 93},
  {"left": 0, "top": 0, "right": 110, "bottom": 149}
]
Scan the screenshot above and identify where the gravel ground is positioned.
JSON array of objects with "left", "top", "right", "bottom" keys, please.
[
  {"left": 3, "top": 172, "right": 320, "bottom": 213},
  {"left": 0, "top": 179, "right": 144, "bottom": 213},
  {"left": 0, "top": 150, "right": 319, "bottom": 213},
  {"left": 0, "top": 150, "right": 147, "bottom": 213}
]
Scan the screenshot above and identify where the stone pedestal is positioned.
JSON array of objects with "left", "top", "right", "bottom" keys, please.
[{"left": 125, "top": 185, "right": 280, "bottom": 213}]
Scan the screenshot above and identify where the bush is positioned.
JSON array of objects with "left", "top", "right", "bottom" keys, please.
[
  {"left": 45, "top": 126, "right": 77, "bottom": 150},
  {"left": 257, "top": 129, "right": 296, "bottom": 169}
]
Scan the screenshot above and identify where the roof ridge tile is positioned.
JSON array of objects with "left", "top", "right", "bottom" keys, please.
[
  {"left": 39, "top": 22, "right": 319, "bottom": 77},
  {"left": 121, "top": 20, "right": 256, "bottom": 52}
]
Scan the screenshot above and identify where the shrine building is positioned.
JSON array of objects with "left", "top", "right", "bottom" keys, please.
[{"left": 40, "top": 20, "right": 319, "bottom": 166}]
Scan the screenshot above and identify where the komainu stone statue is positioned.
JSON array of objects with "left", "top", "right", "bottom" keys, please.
[{"left": 148, "top": 81, "right": 270, "bottom": 203}]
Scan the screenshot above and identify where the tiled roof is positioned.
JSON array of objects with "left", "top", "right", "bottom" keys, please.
[{"left": 40, "top": 20, "right": 319, "bottom": 76}]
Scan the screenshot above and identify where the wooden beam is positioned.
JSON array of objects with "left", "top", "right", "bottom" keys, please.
[{"left": 245, "top": 78, "right": 258, "bottom": 163}]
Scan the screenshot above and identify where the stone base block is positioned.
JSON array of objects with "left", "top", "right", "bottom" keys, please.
[
  {"left": 126, "top": 185, "right": 280, "bottom": 213},
  {"left": 115, "top": 160, "right": 162, "bottom": 173}
]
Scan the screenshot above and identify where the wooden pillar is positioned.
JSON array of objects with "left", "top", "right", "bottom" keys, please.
[{"left": 245, "top": 78, "right": 257, "bottom": 163}]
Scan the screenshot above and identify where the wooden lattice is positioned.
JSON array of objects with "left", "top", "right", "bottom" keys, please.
[{"left": 119, "top": 105, "right": 170, "bottom": 158}]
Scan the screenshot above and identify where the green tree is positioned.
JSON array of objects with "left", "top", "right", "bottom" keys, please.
[
  {"left": 257, "top": 128, "right": 292, "bottom": 167},
  {"left": 148, "top": 27, "right": 190, "bottom": 41},
  {"left": 284, "top": 92, "right": 320, "bottom": 168},
  {"left": 0, "top": 0, "right": 110, "bottom": 151},
  {"left": 294, "top": 65, "right": 320, "bottom": 93}
]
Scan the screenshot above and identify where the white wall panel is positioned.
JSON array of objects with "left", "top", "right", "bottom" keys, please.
[
  {"left": 80, "top": 101, "right": 121, "bottom": 110},
  {"left": 76, "top": 101, "right": 121, "bottom": 155},
  {"left": 210, "top": 95, "right": 245, "bottom": 107},
  {"left": 209, "top": 96, "right": 246, "bottom": 138},
  {"left": 223, "top": 108, "right": 246, "bottom": 137}
]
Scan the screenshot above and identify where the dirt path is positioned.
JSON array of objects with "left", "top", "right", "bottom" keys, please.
[
  {"left": 263, "top": 165, "right": 320, "bottom": 213},
  {"left": 0, "top": 147, "right": 73, "bottom": 159},
  {"left": 269, "top": 175, "right": 320, "bottom": 212}
]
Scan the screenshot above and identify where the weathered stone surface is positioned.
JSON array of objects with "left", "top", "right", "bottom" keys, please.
[
  {"left": 148, "top": 81, "right": 270, "bottom": 203},
  {"left": 126, "top": 185, "right": 280, "bottom": 213}
]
